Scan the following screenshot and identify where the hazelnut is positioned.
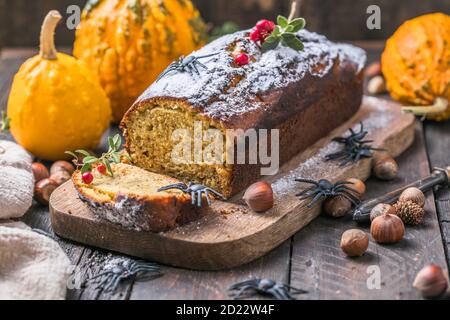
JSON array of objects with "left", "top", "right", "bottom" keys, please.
[
  {"left": 34, "top": 178, "right": 59, "bottom": 205},
  {"left": 372, "top": 153, "right": 399, "bottom": 180},
  {"left": 399, "top": 187, "right": 425, "bottom": 208},
  {"left": 346, "top": 178, "right": 366, "bottom": 198},
  {"left": 31, "top": 162, "right": 49, "bottom": 182},
  {"left": 367, "top": 75, "right": 386, "bottom": 95},
  {"left": 413, "top": 265, "right": 448, "bottom": 298},
  {"left": 323, "top": 196, "right": 351, "bottom": 218},
  {"left": 370, "top": 212, "right": 405, "bottom": 244},
  {"left": 340, "top": 229, "right": 369, "bottom": 257},
  {"left": 50, "top": 170, "right": 71, "bottom": 186},
  {"left": 243, "top": 181, "right": 274, "bottom": 212},
  {"left": 50, "top": 160, "right": 75, "bottom": 175},
  {"left": 370, "top": 203, "right": 396, "bottom": 222},
  {"left": 365, "top": 61, "right": 381, "bottom": 79}
]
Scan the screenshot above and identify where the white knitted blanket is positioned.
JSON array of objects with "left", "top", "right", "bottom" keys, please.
[{"left": 0, "top": 221, "right": 71, "bottom": 300}]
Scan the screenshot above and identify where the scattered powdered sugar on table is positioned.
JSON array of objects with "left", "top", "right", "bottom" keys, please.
[{"left": 272, "top": 103, "right": 395, "bottom": 196}]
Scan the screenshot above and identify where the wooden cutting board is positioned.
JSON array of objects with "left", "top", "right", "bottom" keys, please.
[{"left": 50, "top": 97, "right": 415, "bottom": 270}]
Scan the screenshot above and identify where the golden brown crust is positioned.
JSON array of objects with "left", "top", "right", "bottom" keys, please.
[{"left": 72, "top": 164, "right": 202, "bottom": 232}]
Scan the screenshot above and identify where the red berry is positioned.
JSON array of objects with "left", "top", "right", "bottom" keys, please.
[
  {"left": 256, "top": 19, "right": 275, "bottom": 32},
  {"left": 249, "top": 28, "right": 261, "bottom": 42},
  {"left": 97, "top": 163, "right": 107, "bottom": 175},
  {"left": 82, "top": 172, "right": 94, "bottom": 184},
  {"left": 235, "top": 53, "right": 249, "bottom": 66}
]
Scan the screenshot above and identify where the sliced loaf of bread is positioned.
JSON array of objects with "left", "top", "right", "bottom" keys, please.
[{"left": 73, "top": 163, "right": 201, "bottom": 232}]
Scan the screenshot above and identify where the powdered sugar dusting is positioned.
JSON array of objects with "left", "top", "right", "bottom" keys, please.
[
  {"left": 272, "top": 104, "right": 394, "bottom": 196},
  {"left": 137, "top": 29, "right": 366, "bottom": 122}
]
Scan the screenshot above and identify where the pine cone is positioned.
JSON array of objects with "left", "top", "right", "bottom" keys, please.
[{"left": 393, "top": 200, "right": 425, "bottom": 225}]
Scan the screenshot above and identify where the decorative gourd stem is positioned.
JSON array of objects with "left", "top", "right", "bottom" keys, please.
[
  {"left": 39, "top": 10, "right": 62, "bottom": 60},
  {"left": 288, "top": 0, "right": 298, "bottom": 22},
  {"left": 402, "top": 97, "right": 449, "bottom": 116}
]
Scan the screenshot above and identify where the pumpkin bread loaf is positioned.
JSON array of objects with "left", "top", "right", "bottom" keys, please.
[
  {"left": 121, "top": 29, "right": 367, "bottom": 197},
  {"left": 73, "top": 163, "right": 201, "bottom": 232}
]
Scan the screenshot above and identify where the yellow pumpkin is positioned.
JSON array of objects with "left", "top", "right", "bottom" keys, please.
[
  {"left": 73, "top": 0, "right": 207, "bottom": 123},
  {"left": 382, "top": 13, "right": 450, "bottom": 121},
  {"left": 7, "top": 11, "right": 111, "bottom": 161}
]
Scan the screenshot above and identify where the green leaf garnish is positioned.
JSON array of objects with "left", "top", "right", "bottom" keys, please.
[
  {"left": 66, "top": 134, "right": 127, "bottom": 177},
  {"left": 261, "top": 2, "right": 306, "bottom": 53},
  {"left": 281, "top": 32, "right": 304, "bottom": 51},
  {"left": 290, "top": 18, "right": 306, "bottom": 32},
  {"left": 277, "top": 15, "right": 289, "bottom": 28}
]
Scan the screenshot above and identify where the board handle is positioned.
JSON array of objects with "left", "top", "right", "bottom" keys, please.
[{"left": 352, "top": 167, "right": 450, "bottom": 223}]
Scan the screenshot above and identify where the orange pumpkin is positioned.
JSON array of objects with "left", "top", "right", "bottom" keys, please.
[
  {"left": 382, "top": 13, "right": 450, "bottom": 121},
  {"left": 74, "top": 0, "right": 207, "bottom": 123}
]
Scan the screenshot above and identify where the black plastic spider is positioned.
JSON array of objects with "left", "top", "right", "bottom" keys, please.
[
  {"left": 157, "top": 182, "right": 226, "bottom": 207},
  {"left": 325, "top": 143, "right": 383, "bottom": 166},
  {"left": 228, "top": 278, "right": 308, "bottom": 300},
  {"left": 295, "top": 178, "right": 361, "bottom": 208},
  {"left": 86, "top": 259, "right": 162, "bottom": 293},
  {"left": 325, "top": 122, "right": 384, "bottom": 166},
  {"left": 156, "top": 52, "right": 219, "bottom": 82},
  {"left": 332, "top": 122, "right": 372, "bottom": 146}
]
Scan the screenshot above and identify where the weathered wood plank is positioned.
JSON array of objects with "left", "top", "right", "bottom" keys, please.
[
  {"left": 424, "top": 121, "right": 450, "bottom": 269},
  {"left": 290, "top": 121, "right": 448, "bottom": 299},
  {"left": 129, "top": 240, "right": 291, "bottom": 300}
]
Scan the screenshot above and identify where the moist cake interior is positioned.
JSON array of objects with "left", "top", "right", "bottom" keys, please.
[{"left": 125, "top": 101, "right": 233, "bottom": 196}]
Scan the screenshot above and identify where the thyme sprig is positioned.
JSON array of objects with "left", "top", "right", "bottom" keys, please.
[
  {"left": 261, "top": 1, "right": 306, "bottom": 52},
  {"left": 1, "top": 112, "right": 10, "bottom": 133},
  {"left": 65, "top": 134, "right": 130, "bottom": 177}
]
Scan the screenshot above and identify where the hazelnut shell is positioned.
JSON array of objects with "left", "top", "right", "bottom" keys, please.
[
  {"left": 32, "top": 162, "right": 50, "bottom": 182},
  {"left": 50, "top": 160, "right": 75, "bottom": 175},
  {"left": 34, "top": 178, "right": 59, "bottom": 205},
  {"left": 399, "top": 187, "right": 425, "bottom": 208},
  {"left": 323, "top": 196, "right": 351, "bottom": 218},
  {"left": 340, "top": 229, "right": 369, "bottom": 257},
  {"left": 346, "top": 178, "right": 366, "bottom": 198},
  {"left": 373, "top": 154, "right": 399, "bottom": 181},
  {"left": 413, "top": 265, "right": 448, "bottom": 298},
  {"left": 370, "top": 213, "right": 405, "bottom": 244},
  {"left": 50, "top": 170, "right": 72, "bottom": 186},
  {"left": 370, "top": 203, "right": 396, "bottom": 222},
  {"left": 243, "top": 181, "right": 274, "bottom": 212}
]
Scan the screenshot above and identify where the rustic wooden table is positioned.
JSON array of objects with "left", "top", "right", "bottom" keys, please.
[{"left": 1, "top": 44, "right": 449, "bottom": 300}]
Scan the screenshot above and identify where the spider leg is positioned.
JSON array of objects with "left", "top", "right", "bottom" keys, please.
[
  {"left": 195, "top": 60, "right": 208, "bottom": 70},
  {"left": 335, "top": 191, "right": 360, "bottom": 206},
  {"left": 285, "top": 285, "right": 308, "bottom": 294},
  {"left": 267, "top": 287, "right": 290, "bottom": 300},
  {"left": 191, "top": 191, "right": 197, "bottom": 206},
  {"left": 158, "top": 183, "right": 188, "bottom": 193},
  {"left": 277, "top": 287, "right": 297, "bottom": 300},
  {"left": 197, "top": 52, "right": 221, "bottom": 59},
  {"left": 204, "top": 189, "right": 212, "bottom": 206},
  {"left": 294, "top": 178, "right": 319, "bottom": 185},
  {"left": 156, "top": 66, "right": 177, "bottom": 82},
  {"left": 87, "top": 271, "right": 113, "bottom": 281},
  {"left": 297, "top": 189, "right": 320, "bottom": 200},
  {"left": 231, "top": 285, "right": 256, "bottom": 300},
  {"left": 108, "top": 275, "right": 125, "bottom": 293},
  {"left": 295, "top": 186, "right": 317, "bottom": 197},
  {"left": 205, "top": 188, "right": 226, "bottom": 200},
  {"left": 307, "top": 192, "right": 324, "bottom": 208},
  {"left": 334, "top": 181, "right": 353, "bottom": 186},
  {"left": 338, "top": 185, "right": 360, "bottom": 195},
  {"left": 130, "top": 264, "right": 160, "bottom": 272},
  {"left": 191, "top": 63, "right": 201, "bottom": 75},
  {"left": 228, "top": 279, "right": 258, "bottom": 290},
  {"left": 197, "top": 190, "right": 203, "bottom": 207}
]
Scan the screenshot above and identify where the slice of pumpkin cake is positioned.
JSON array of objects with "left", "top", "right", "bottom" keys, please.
[{"left": 72, "top": 163, "right": 201, "bottom": 232}]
